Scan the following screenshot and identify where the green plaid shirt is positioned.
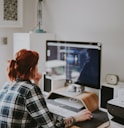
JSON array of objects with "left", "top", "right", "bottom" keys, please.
[{"left": 0, "top": 80, "right": 64, "bottom": 128}]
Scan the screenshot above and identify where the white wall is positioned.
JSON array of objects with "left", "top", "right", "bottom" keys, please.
[
  {"left": 0, "top": 0, "right": 124, "bottom": 88},
  {"left": 0, "top": 0, "right": 36, "bottom": 88},
  {"left": 43, "top": 0, "right": 124, "bottom": 82}
]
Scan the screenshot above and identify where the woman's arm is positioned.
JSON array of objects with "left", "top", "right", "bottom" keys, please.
[{"left": 26, "top": 84, "right": 92, "bottom": 128}]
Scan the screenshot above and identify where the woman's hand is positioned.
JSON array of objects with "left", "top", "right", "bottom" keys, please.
[
  {"left": 33, "top": 72, "right": 42, "bottom": 85},
  {"left": 74, "top": 109, "right": 92, "bottom": 122}
]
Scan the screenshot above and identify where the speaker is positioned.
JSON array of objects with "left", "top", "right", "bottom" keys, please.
[
  {"left": 100, "top": 82, "right": 124, "bottom": 110},
  {"left": 42, "top": 73, "right": 65, "bottom": 95}
]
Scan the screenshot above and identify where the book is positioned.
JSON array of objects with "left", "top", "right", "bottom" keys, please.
[{"left": 75, "top": 110, "right": 110, "bottom": 128}]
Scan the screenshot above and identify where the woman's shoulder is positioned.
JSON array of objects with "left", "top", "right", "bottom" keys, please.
[
  {"left": 2, "top": 82, "right": 11, "bottom": 89},
  {"left": 16, "top": 81, "right": 42, "bottom": 95}
]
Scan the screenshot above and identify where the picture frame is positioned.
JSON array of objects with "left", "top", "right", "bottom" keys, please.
[{"left": 0, "top": 0, "right": 23, "bottom": 28}]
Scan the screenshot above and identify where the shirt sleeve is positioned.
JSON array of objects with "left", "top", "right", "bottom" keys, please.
[{"left": 25, "top": 85, "right": 65, "bottom": 128}]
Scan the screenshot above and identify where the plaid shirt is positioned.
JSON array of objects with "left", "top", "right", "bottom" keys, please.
[{"left": 0, "top": 80, "right": 64, "bottom": 128}]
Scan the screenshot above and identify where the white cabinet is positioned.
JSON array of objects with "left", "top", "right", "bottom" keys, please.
[{"left": 13, "top": 33, "right": 55, "bottom": 87}]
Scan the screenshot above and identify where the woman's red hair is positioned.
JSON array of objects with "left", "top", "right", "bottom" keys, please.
[{"left": 7, "top": 49, "right": 39, "bottom": 81}]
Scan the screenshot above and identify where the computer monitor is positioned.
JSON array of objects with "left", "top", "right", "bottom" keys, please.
[{"left": 46, "top": 40, "right": 102, "bottom": 90}]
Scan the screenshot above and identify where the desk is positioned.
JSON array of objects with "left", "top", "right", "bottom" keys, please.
[
  {"left": 71, "top": 124, "right": 110, "bottom": 128},
  {"left": 72, "top": 126, "right": 110, "bottom": 128},
  {"left": 46, "top": 99, "right": 110, "bottom": 128},
  {"left": 72, "top": 125, "right": 110, "bottom": 128},
  {"left": 47, "top": 87, "right": 110, "bottom": 128}
]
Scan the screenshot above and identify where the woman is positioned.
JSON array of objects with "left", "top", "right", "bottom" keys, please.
[{"left": 0, "top": 49, "right": 92, "bottom": 128}]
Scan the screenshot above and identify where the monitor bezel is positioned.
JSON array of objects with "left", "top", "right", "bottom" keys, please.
[{"left": 46, "top": 40, "right": 102, "bottom": 89}]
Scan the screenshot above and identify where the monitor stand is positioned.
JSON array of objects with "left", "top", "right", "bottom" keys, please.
[{"left": 47, "top": 86, "right": 99, "bottom": 112}]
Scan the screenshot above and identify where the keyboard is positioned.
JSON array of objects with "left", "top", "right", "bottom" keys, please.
[
  {"left": 47, "top": 103, "right": 78, "bottom": 117},
  {"left": 54, "top": 97, "right": 84, "bottom": 109}
]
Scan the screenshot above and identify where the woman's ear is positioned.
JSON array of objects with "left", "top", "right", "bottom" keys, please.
[
  {"left": 30, "top": 68, "right": 35, "bottom": 78},
  {"left": 30, "top": 67, "right": 32, "bottom": 72}
]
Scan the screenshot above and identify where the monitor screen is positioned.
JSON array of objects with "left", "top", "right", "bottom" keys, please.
[{"left": 46, "top": 40, "right": 102, "bottom": 89}]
